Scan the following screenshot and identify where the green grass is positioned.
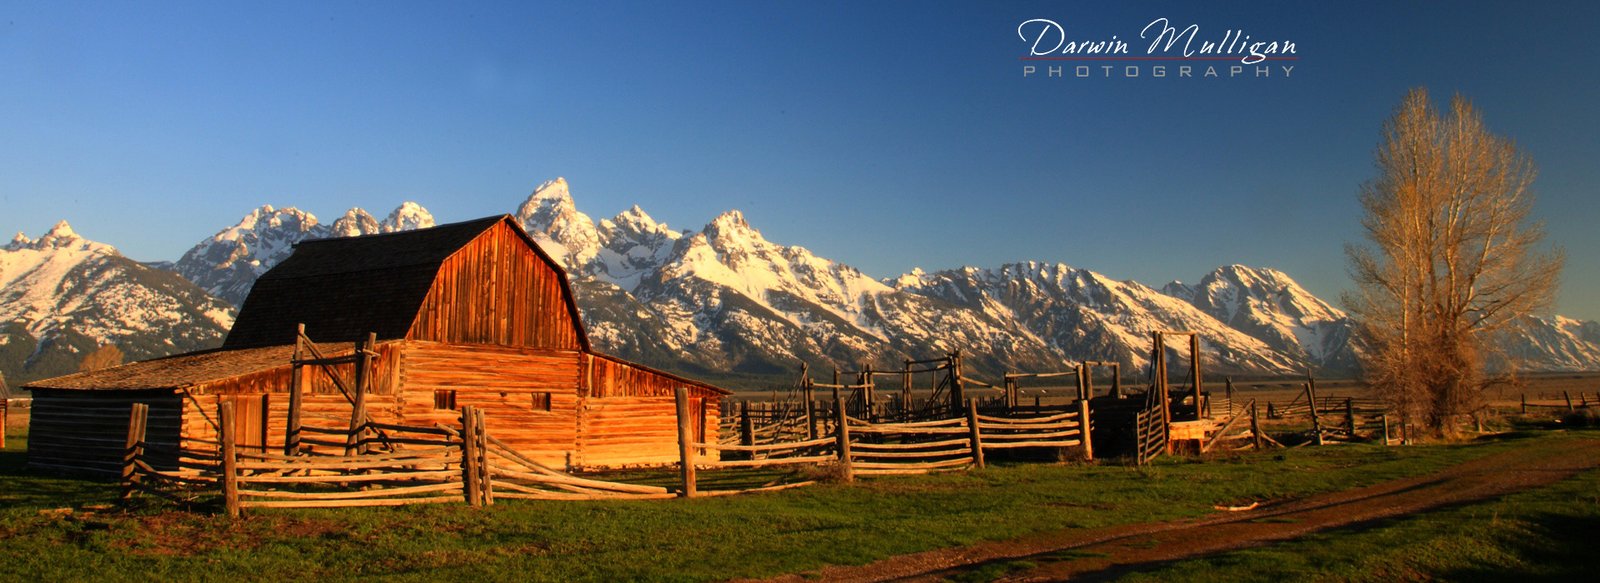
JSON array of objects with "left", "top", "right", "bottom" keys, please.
[
  {"left": 1117, "top": 458, "right": 1600, "bottom": 582},
  {"left": 0, "top": 428, "right": 1590, "bottom": 581}
]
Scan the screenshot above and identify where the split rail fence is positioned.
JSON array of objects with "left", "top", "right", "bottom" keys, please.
[
  {"left": 122, "top": 403, "right": 669, "bottom": 517},
  {"left": 678, "top": 388, "right": 1092, "bottom": 495}
]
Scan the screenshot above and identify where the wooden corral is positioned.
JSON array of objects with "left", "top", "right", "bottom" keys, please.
[{"left": 26, "top": 215, "right": 728, "bottom": 476}]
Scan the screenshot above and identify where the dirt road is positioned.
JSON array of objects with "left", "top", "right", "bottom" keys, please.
[{"left": 762, "top": 436, "right": 1600, "bottom": 582}]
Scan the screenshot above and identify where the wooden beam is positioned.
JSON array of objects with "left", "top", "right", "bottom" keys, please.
[
  {"left": 674, "top": 387, "right": 697, "bottom": 497},
  {"left": 965, "top": 399, "right": 984, "bottom": 469},
  {"left": 834, "top": 395, "right": 854, "bottom": 483},
  {"left": 220, "top": 400, "right": 240, "bottom": 519}
]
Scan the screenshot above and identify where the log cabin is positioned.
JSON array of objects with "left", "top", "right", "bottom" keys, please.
[{"left": 25, "top": 215, "right": 728, "bottom": 476}]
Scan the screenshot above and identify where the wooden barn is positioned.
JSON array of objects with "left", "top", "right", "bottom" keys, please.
[{"left": 26, "top": 215, "right": 728, "bottom": 476}]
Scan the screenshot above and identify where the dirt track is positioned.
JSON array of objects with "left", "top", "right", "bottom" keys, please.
[{"left": 762, "top": 436, "right": 1600, "bottom": 582}]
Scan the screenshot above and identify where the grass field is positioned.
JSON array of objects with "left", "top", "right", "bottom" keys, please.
[
  {"left": 2, "top": 412, "right": 1597, "bottom": 581},
  {"left": 1116, "top": 460, "right": 1600, "bottom": 582}
]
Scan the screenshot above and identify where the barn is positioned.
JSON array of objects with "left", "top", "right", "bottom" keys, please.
[{"left": 25, "top": 215, "right": 728, "bottom": 476}]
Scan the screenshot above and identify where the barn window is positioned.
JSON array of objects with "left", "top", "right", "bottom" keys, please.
[
  {"left": 531, "top": 392, "right": 552, "bottom": 412},
  {"left": 433, "top": 389, "right": 457, "bottom": 410}
]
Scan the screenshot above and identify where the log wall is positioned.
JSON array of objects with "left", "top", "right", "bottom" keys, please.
[
  {"left": 408, "top": 221, "right": 583, "bottom": 350},
  {"left": 577, "top": 353, "right": 723, "bottom": 468},
  {"left": 28, "top": 388, "right": 182, "bottom": 476},
  {"left": 394, "top": 342, "right": 581, "bottom": 467},
  {"left": 34, "top": 340, "right": 725, "bottom": 474}
]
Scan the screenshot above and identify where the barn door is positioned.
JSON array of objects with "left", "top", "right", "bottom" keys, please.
[{"left": 229, "top": 395, "right": 270, "bottom": 452}]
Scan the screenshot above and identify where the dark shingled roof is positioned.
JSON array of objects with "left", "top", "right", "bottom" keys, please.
[
  {"left": 223, "top": 216, "right": 505, "bottom": 349},
  {"left": 25, "top": 345, "right": 292, "bottom": 390},
  {"left": 24, "top": 342, "right": 371, "bottom": 391}
]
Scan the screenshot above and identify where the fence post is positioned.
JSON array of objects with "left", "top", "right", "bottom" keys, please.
[
  {"left": 1078, "top": 397, "right": 1095, "bottom": 461},
  {"left": 1564, "top": 391, "right": 1574, "bottom": 412},
  {"left": 834, "top": 396, "right": 854, "bottom": 482},
  {"left": 121, "top": 403, "right": 149, "bottom": 500},
  {"left": 287, "top": 324, "right": 305, "bottom": 456},
  {"left": 950, "top": 350, "right": 966, "bottom": 415},
  {"left": 475, "top": 408, "right": 493, "bottom": 506},
  {"left": 805, "top": 378, "right": 818, "bottom": 440},
  {"left": 1305, "top": 382, "right": 1324, "bottom": 446},
  {"left": 739, "top": 400, "right": 755, "bottom": 460},
  {"left": 219, "top": 400, "right": 240, "bottom": 518},
  {"left": 674, "top": 387, "right": 698, "bottom": 497},
  {"left": 1381, "top": 413, "right": 1392, "bottom": 446},
  {"left": 346, "top": 333, "right": 371, "bottom": 456},
  {"left": 461, "top": 406, "right": 482, "bottom": 507},
  {"left": 1520, "top": 393, "right": 1527, "bottom": 414},
  {"left": 1344, "top": 398, "right": 1355, "bottom": 437},
  {"left": 965, "top": 399, "right": 985, "bottom": 469},
  {"left": 1250, "top": 400, "right": 1263, "bottom": 450}
]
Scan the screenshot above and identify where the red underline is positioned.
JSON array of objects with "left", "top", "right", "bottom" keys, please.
[{"left": 1020, "top": 56, "right": 1298, "bottom": 61}]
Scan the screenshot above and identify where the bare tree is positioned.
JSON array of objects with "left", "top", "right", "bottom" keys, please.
[
  {"left": 79, "top": 343, "right": 125, "bottom": 373},
  {"left": 1344, "top": 88, "right": 1563, "bottom": 436}
]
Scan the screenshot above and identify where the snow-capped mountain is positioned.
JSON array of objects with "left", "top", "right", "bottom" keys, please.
[
  {"left": 1501, "top": 316, "right": 1600, "bottom": 372},
  {"left": 137, "top": 177, "right": 1600, "bottom": 380},
  {"left": 1178, "top": 265, "right": 1359, "bottom": 372},
  {"left": 892, "top": 262, "right": 1307, "bottom": 375},
  {"left": 1, "top": 221, "right": 235, "bottom": 384},
  {"left": 174, "top": 202, "right": 436, "bottom": 305}
]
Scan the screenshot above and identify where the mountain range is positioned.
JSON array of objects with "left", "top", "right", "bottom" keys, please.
[{"left": 4, "top": 178, "right": 1597, "bottom": 386}]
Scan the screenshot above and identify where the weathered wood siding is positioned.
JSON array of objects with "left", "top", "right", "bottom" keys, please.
[
  {"left": 395, "top": 342, "right": 581, "bottom": 467},
  {"left": 576, "top": 354, "right": 724, "bottom": 469},
  {"left": 408, "top": 221, "right": 583, "bottom": 350},
  {"left": 28, "top": 389, "right": 182, "bottom": 476},
  {"left": 180, "top": 343, "right": 404, "bottom": 454}
]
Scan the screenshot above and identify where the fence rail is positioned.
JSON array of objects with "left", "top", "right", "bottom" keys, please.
[
  {"left": 680, "top": 390, "right": 1092, "bottom": 493},
  {"left": 121, "top": 403, "right": 670, "bottom": 516}
]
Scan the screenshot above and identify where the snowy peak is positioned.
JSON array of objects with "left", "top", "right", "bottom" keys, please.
[
  {"left": 173, "top": 205, "right": 324, "bottom": 305},
  {"left": 1192, "top": 264, "right": 1343, "bottom": 324},
  {"left": 1174, "top": 264, "right": 1354, "bottom": 371},
  {"left": 0, "top": 221, "right": 233, "bottom": 383},
  {"left": 35, "top": 220, "right": 84, "bottom": 249},
  {"left": 594, "top": 205, "right": 681, "bottom": 289},
  {"left": 329, "top": 208, "right": 380, "bottom": 237},
  {"left": 1161, "top": 281, "right": 1196, "bottom": 302},
  {"left": 3, "top": 221, "right": 116, "bottom": 255},
  {"left": 515, "top": 178, "right": 600, "bottom": 272},
  {"left": 381, "top": 202, "right": 435, "bottom": 233},
  {"left": 6, "top": 232, "right": 30, "bottom": 251}
]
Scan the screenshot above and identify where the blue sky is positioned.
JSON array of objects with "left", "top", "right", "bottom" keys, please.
[{"left": 2, "top": 1, "right": 1597, "bottom": 319}]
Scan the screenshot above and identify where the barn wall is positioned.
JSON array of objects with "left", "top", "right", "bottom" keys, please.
[
  {"left": 395, "top": 342, "right": 581, "bottom": 467},
  {"left": 180, "top": 343, "right": 404, "bottom": 454},
  {"left": 408, "top": 221, "right": 582, "bottom": 350},
  {"left": 576, "top": 354, "right": 724, "bottom": 469},
  {"left": 27, "top": 388, "right": 183, "bottom": 477}
]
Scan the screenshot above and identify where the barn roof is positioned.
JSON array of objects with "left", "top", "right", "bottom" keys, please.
[
  {"left": 23, "top": 344, "right": 298, "bottom": 391},
  {"left": 222, "top": 215, "right": 589, "bottom": 350}
]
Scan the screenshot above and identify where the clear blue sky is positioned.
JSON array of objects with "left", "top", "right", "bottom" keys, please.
[{"left": 2, "top": 1, "right": 1597, "bottom": 320}]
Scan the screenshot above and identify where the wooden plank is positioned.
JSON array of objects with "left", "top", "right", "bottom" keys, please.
[{"left": 238, "top": 481, "right": 462, "bottom": 500}]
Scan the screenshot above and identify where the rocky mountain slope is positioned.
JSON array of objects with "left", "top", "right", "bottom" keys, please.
[
  {"left": 1, "top": 222, "right": 235, "bottom": 384},
  {"left": 16, "top": 178, "right": 1597, "bottom": 386},
  {"left": 174, "top": 203, "right": 436, "bottom": 305}
]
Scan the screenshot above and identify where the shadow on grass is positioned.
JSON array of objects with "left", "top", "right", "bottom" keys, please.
[
  {"left": 1440, "top": 512, "right": 1600, "bottom": 582},
  {"left": 0, "top": 449, "right": 124, "bottom": 509}
]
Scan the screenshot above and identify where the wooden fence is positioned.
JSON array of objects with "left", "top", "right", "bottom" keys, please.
[
  {"left": 678, "top": 389, "right": 1092, "bottom": 495},
  {"left": 122, "top": 403, "right": 668, "bottom": 516},
  {"left": 1134, "top": 391, "right": 1167, "bottom": 465}
]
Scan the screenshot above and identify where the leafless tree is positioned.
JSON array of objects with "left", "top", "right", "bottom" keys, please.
[
  {"left": 79, "top": 343, "right": 125, "bottom": 373},
  {"left": 1344, "top": 88, "right": 1563, "bottom": 436}
]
